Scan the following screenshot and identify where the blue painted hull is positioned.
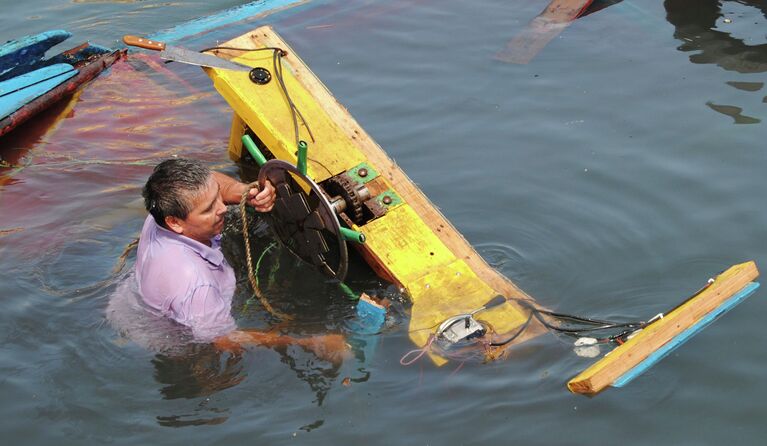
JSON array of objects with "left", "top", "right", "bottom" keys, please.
[
  {"left": 0, "top": 30, "right": 71, "bottom": 78},
  {"left": 0, "top": 31, "right": 125, "bottom": 137}
]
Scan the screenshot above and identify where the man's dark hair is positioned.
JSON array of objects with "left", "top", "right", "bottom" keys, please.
[{"left": 142, "top": 158, "right": 212, "bottom": 227}]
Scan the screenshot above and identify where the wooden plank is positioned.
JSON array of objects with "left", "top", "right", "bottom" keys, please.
[
  {"left": 495, "top": 0, "right": 594, "bottom": 64},
  {"left": 209, "top": 48, "right": 366, "bottom": 182},
  {"left": 205, "top": 26, "right": 547, "bottom": 362},
  {"left": 226, "top": 27, "right": 539, "bottom": 305},
  {"left": 568, "top": 261, "right": 760, "bottom": 395},
  {"left": 612, "top": 281, "right": 760, "bottom": 388},
  {"left": 360, "top": 203, "right": 457, "bottom": 285}
]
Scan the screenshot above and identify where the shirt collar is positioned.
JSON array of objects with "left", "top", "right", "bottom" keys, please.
[{"left": 149, "top": 215, "right": 225, "bottom": 267}]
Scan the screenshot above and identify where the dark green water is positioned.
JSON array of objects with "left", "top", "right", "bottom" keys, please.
[{"left": 1, "top": 0, "right": 766, "bottom": 444}]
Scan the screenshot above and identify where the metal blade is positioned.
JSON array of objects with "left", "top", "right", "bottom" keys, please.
[{"left": 159, "top": 46, "right": 252, "bottom": 72}]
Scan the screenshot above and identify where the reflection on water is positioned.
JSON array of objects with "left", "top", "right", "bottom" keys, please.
[
  {"left": 666, "top": 0, "right": 767, "bottom": 123},
  {"left": 666, "top": 0, "right": 767, "bottom": 73},
  {"left": 705, "top": 101, "right": 761, "bottom": 124}
]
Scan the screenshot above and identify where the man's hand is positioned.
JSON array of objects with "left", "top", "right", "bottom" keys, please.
[
  {"left": 246, "top": 180, "right": 276, "bottom": 212},
  {"left": 212, "top": 172, "right": 277, "bottom": 211}
]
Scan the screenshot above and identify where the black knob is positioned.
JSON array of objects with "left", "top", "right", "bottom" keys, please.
[{"left": 249, "top": 67, "right": 271, "bottom": 85}]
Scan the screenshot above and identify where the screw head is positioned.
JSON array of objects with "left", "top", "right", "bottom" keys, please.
[
  {"left": 382, "top": 195, "right": 392, "bottom": 205},
  {"left": 358, "top": 168, "right": 368, "bottom": 177}
]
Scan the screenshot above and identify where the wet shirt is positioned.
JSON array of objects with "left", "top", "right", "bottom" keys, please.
[{"left": 135, "top": 214, "right": 237, "bottom": 341}]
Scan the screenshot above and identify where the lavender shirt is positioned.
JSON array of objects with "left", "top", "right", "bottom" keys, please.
[{"left": 135, "top": 214, "right": 237, "bottom": 341}]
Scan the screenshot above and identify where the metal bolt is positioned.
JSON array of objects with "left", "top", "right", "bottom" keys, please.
[
  {"left": 358, "top": 168, "right": 368, "bottom": 178},
  {"left": 382, "top": 195, "right": 392, "bottom": 205}
]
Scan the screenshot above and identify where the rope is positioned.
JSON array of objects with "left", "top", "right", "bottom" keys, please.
[
  {"left": 242, "top": 241, "right": 277, "bottom": 312},
  {"left": 239, "top": 183, "right": 292, "bottom": 320},
  {"left": 400, "top": 334, "right": 436, "bottom": 366}
]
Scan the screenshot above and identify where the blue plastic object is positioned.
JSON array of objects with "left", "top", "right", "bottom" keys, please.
[{"left": 353, "top": 298, "right": 387, "bottom": 335}]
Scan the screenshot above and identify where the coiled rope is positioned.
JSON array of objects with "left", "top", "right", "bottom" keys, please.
[{"left": 239, "top": 183, "right": 292, "bottom": 320}]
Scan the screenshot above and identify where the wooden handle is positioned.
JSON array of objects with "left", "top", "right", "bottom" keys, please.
[{"left": 122, "top": 35, "right": 165, "bottom": 51}]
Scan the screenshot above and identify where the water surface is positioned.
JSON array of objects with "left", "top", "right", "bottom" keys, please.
[{"left": 1, "top": 0, "right": 766, "bottom": 444}]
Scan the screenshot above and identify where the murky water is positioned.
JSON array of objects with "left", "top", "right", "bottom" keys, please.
[{"left": 2, "top": 0, "right": 766, "bottom": 444}]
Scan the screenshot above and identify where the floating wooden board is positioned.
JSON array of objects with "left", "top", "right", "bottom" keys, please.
[
  {"left": 495, "top": 0, "right": 594, "bottom": 64},
  {"left": 204, "top": 26, "right": 546, "bottom": 365},
  {"left": 568, "top": 261, "right": 760, "bottom": 395}
]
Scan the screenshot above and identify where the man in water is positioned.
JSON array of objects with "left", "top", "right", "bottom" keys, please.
[{"left": 135, "top": 158, "right": 346, "bottom": 359}]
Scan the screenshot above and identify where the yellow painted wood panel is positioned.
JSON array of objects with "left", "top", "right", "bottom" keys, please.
[
  {"left": 207, "top": 50, "right": 365, "bottom": 182},
  {"left": 407, "top": 259, "right": 532, "bottom": 364},
  {"left": 568, "top": 261, "right": 759, "bottom": 395},
  {"left": 362, "top": 203, "right": 457, "bottom": 285},
  {"left": 227, "top": 112, "right": 246, "bottom": 160},
  {"left": 205, "top": 26, "right": 547, "bottom": 365}
]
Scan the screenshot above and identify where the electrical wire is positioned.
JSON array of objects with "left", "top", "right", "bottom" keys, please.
[
  {"left": 198, "top": 45, "right": 316, "bottom": 149},
  {"left": 488, "top": 312, "right": 534, "bottom": 347},
  {"left": 506, "top": 296, "right": 647, "bottom": 343}
]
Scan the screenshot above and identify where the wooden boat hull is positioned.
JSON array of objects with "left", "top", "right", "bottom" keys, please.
[
  {"left": 0, "top": 30, "right": 71, "bottom": 78},
  {"left": 203, "top": 26, "right": 546, "bottom": 365},
  {"left": 0, "top": 32, "right": 125, "bottom": 137}
]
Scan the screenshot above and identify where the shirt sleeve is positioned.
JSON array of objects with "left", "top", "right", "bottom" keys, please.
[{"left": 169, "top": 284, "right": 237, "bottom": 342}]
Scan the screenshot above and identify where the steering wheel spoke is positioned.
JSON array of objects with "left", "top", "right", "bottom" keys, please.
[{"left": 258, "top": 159, "right": 349, "bottom": 281}]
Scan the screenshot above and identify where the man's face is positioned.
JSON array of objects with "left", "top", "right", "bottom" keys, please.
[{"left": 166, "top": 175, "right": 227, "bottom": 245}]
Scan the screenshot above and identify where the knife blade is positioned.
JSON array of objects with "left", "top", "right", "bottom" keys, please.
[{"left": 122, "top": 35, "right": 252, "bottom": 72}]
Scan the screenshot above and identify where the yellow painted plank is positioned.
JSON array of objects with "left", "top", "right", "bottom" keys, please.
[
  {"left": 207, "top": 50, "right": 365, "bottom": 182},
  {"left": 406, "top": 259, "right": 532, "bottom": 364},
  {"left": 361, "top": 204, "right": 457, "bottom": 285},
  {"left": 207, "top": 28, "right": 537, "bottom": 304},
  {"left": 205, "top": 26, "right": 547, "bottom": 365},
  {"left": 227, "top": 112, "right": 246, "bottom": 161},
  {"left": 568, "top": 261, "right": 760, "bottom": 395}
]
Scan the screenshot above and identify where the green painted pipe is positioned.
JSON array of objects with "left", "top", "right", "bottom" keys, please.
[
  {"left": 339, "top": 227, "right": 365, "bottom": 244},
  {"left": 241, "top": 134, "right": 268, "bottom": 166},
  {"left": 297, "top": 140, "right": 308, "bottom": 176},
  {"left": 338, "top": 282, "right": 360, "bottom": 301}
]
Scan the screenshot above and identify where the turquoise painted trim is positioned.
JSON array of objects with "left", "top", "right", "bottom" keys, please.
[
  {"left": 148, "top": 0, "right": 306, "bottom": 43},
  {"left": 0, "top": 63, "right": 76, "bottom": 119},
  {"left": 0, "top": 30, "right": 71, "bottom": 76},
  {"left": 613, "top": 281, "right": 761, "bottom": 388},
  {"left": 0, "top": 30, "right": 70, "bottom": 59}
]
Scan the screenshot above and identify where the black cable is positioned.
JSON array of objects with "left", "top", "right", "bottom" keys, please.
[
  {"left": 197, "top": 45, "right": 285, "bottom": 54},
  {"left": 489, "top": 312, "right": 534, "bottom": 347},
  {"left": 272, "top": 48, "right": 315, "bottom": 146},
  {"left": 506, "top": 296, "right": 647, "bottom": 341},
  {"left": 199, "top": 45, "right": 315, "bottom": 149}
]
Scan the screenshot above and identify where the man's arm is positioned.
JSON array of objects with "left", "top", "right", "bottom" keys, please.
[
  {"left": 213, "top": 330, "right": 349, "bottom": 364},
  {"left": 212, "top": 171, "right": 275, "bottom": 212}
]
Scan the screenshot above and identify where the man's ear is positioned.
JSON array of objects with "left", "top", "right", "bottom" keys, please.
[{"left": 165, "top": 216, "right": 184, "bottom": 234}]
